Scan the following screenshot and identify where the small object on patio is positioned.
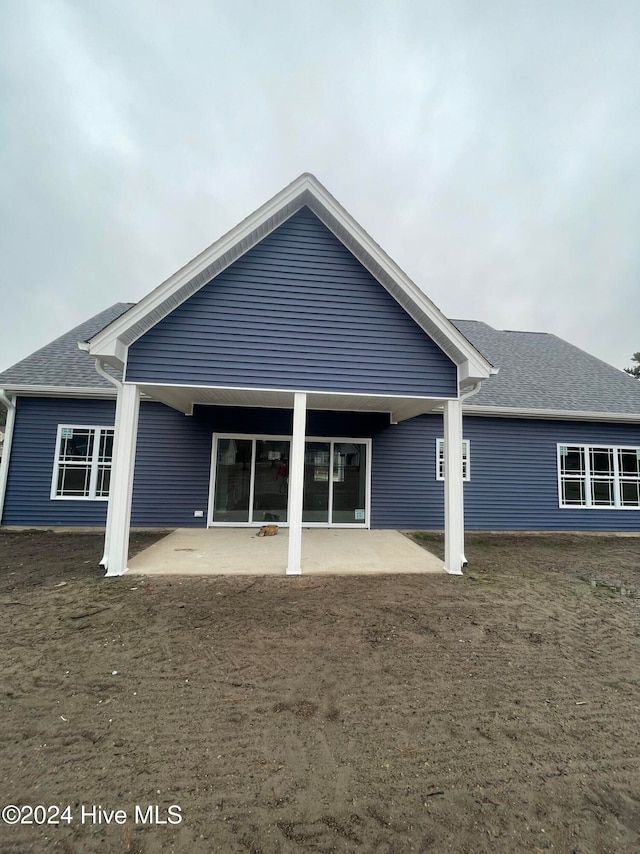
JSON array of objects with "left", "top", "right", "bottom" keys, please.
[{"left": 257, "top": 524, "right": 279, "bottom": 537}]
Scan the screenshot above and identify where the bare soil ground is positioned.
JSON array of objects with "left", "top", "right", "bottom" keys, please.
[{"left": 0, "top": 530, "right": 639, "bottom": 854}]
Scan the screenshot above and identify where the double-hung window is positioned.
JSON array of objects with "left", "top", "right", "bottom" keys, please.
[
  {"left": 436, "top": 438, "right": 470, "bottom": 481},
  {"left": 558, "top": 444, "right": 640, "bottom": 509},
  {"left": 51, "top": 426, "right": 115, "bottom": 500}
]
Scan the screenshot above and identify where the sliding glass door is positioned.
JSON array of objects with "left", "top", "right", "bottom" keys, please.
[
  {"left": 212, "top": 438, "right": 253, "bottom": 523},
  {"left": 331, "top": 442, "right": 367, "bottom": 524},
  {"left": 303, "top": 442, "right": 331, "bottom": 522},
  {"left": 211, "top": 435, "right": 369, "bottom": 526},
  {"left": 253, "top": 440, "right": 290, "bottom": 523}
]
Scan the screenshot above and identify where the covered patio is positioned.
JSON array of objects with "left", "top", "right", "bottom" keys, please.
[
  {"left": 127, "top": 528, "right": 445, "bottom": 576},
  {"left": 101, "top": 383, "right": 466, "bottom": 577}
]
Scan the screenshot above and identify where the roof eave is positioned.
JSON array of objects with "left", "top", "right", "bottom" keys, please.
[
  {"left": 463, "top": 404, "right": 640, "bottom": 423},
  {"left": 0, "top": 385, "right": 117, "bottom": 398}
]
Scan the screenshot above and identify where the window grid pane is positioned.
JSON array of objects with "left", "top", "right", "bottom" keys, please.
[
  {"left": 96, "top": 466, "right": 111, "bottom": 497},
  {"left": 57, "top": 465, "right": 91, "bottom": 497},
  {"left": 559, "top": 444, "right": 640, "bottom": 509},
  {"left": 591, "top": 479, "right": 615, "bottom": 506},
  {"left": 437, "top": 439, "right": 469, "bottom": 482},
  {"left": 561, "top": 447, "right": 585, "bottom": 476},
  {"left": 619, "top": 449, "right": 640, "bottom": 477},
  {"left": 60, "top": 430, "right": 94, "bottom": 462},
  {"left": 590, "top": 447, "right": 614, "bottom": 475},
  {"left": 621, "top": 481, "right": 640, "bottom": 507},
  {"left": 562, "top": 479, "right": 585, "bottom": 506},
  {"left": 54, "top": 426, "right": 114, "bottom": 499},
  {"left": 98, "top": 430, "right": 114, "bottom": 463}
]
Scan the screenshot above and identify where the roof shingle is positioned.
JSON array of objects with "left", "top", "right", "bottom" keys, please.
[
  {"left": 0, "top": 303, "right": 133, "bottom": 390},
  {"left": 452, "top": 319, "right": 640, "bottom": 414},
  {"left": 1, "top": 305, "right": 638, "bottom": 416}
]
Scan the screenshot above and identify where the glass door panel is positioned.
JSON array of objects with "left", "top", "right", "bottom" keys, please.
[
  {"left": 303, "top": 442, "right": 331, "bottom": 522},
  {"left": 253, "top": 440, "right": 290, "bottom": 523},
  {"left": 213, "top": 438, "right": 252, "bottom": 522},
  {"left": 332, "top": 442, "right": 367, "bottom": 524}
]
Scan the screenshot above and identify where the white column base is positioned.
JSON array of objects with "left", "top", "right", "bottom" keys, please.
[
  {"left": 446, "top": 565, "right": 464, "bottom": 576},
  {"left": 105, "top": 565, "right": 129, "bottom": 578},
  {"left": 285, "top": 566, "right": 302, "bottom": 576},
  {"left": 286, "top": 392, "right": 306, "bottom": 575}
]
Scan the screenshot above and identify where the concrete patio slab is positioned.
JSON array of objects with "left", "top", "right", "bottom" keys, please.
[{"left": 127, "top": 528, "right": 444, "bottom": 576}]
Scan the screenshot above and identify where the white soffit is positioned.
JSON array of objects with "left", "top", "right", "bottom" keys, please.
[
  {"left": 138, "top": 384, "right": 446, "bottom": 422},
  {"left": 88, "top": 174, "right": 492, "bottom": 382}
]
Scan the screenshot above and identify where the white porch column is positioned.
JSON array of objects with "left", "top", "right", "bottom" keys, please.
[
  {"left": 443, "top": 398, "right": 465, "bottom": 575},
  {"left": 0, "top": 392, "right": 16, "bottom": 524},
  {"left": 103, "top": 383, "right": 140, "bottom": 577},
  {"left": 286, "top": 392, "right": 307, "bottom": 575}
]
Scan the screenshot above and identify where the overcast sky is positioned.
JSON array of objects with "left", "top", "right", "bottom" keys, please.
[{"left": 1, "top": 0, "right": 639, "bottom": 375}]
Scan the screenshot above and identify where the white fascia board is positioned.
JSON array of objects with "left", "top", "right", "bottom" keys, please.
[
  {"left": 3, "top": 385, "right": 117, "bottom": 398},
  {"left": 85, "top": 173, "right": 493, "bottom": 382},
  {"left": 463, "top": 405, "right": 640, "bottom": 423}
]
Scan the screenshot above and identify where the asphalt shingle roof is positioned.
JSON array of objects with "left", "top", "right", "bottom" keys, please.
[
  {"left": 452, "top": 320, "right": 640, "bottom": 414},
  {"left": 0, "top": 303, "right": 133, "bottom": 390},
  {"left": 0, "top": 304, "right": 638, "bottom": 416}
]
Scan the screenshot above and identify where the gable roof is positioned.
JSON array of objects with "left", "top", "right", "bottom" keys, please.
[
  {"left": 0, "top": 306, "right": 638, "bottom": 421},
  {"left": 0, "top": 303, "right": 132, "bottom": 394},
  {"left": 454, "top": 320, "right": 640, "bottom": 418},
  {"left": 86, "top": 173, "right": 492, "bottom": 386}
]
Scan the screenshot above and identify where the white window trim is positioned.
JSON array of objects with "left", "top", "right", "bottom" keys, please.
[
  {"left": 436, "top": 438, "right": 470, "bottom": 482},
  {"left": 50, "top": 424, "right": 115, "bottom": 501},
  {"left": 557, "top": 442, "right": 640, "bottom": 510}
]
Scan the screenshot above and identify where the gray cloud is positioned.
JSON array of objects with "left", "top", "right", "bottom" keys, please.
[{"left": 1, "top": 0, "right": 639, "bottom": 373}]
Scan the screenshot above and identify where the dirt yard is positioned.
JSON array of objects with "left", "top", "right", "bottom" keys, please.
[{"left": 0, "top": 530, "right": 639, "bottom": 853}]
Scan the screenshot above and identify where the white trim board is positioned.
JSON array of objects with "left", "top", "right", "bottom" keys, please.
[
  {"left": 464, "top": 405, "right": 640, "bottom": 423},
  {"left": 1, "top": 386, "right": 117, "bottom": 398}
]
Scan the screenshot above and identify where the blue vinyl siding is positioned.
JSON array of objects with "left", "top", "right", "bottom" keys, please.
[
  {"left": 3, "top": 397, "right": 116, "bottom": 526},
  {"left": 463, "top": 416, "right": 640, "bottom": 531},
  {"left": 2, "top": 399, "right": 388, "bottom": 528},
  {"left": 4, "top": 398, "right": 638, "bottom": 532},
  {"left": 130, "top": 403, "right": 212, "bottom": 527},
  {"left": 371, "top": 416, "right": 443, "bottom": 528},
  {"left": 370, "top": 414, "right": 640, "bottom": 531},
  {"left": 2, "top": 397, "right": 213, "bottom": 528},
  {"left": 126, "top": 207, "right": 457, "bottom": 397}
]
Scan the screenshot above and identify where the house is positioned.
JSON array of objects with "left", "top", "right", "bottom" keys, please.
[{"left": 0, "top": 174, "right": 638, "bottom": 577}]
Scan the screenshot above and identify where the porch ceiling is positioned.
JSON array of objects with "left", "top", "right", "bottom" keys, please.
[{"left": 137, "top": 384, "right": 448, "bottom": 423}]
